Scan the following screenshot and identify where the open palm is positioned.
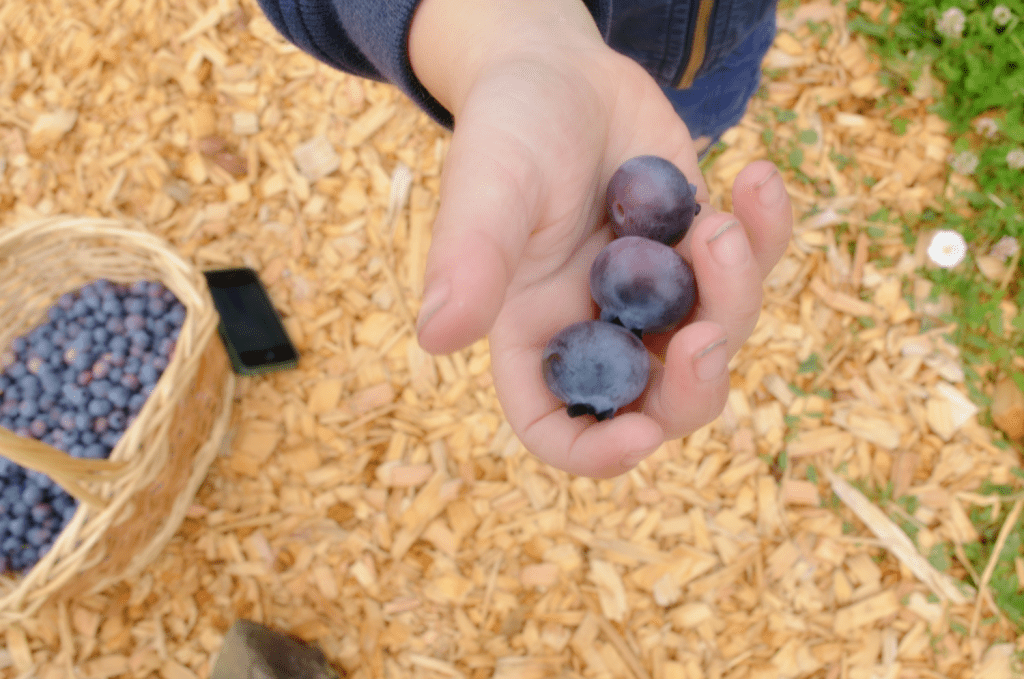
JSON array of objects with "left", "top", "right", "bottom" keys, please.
[{"left": 416, "top": 45, "right": 793, "bottom": 478}]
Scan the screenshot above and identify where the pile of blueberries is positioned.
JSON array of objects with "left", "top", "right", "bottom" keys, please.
[
  {"left": 0, "top": 279, "right": 186, "bottom": 573},
  {"left": 543, "top": 156, "right": 701, "bottom": 421}
]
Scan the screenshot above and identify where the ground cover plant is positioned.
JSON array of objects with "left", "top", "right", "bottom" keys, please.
[{"left": 845, "top": 0, "right": 1024, "bottom": 635}]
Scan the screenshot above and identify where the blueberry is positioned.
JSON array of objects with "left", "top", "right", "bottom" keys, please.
[
  {"left": 7, "top": 362, "right": 26, "bottom": 379},
  {"left": 120, "top": 374, "right": 140, "bottom": 394},
  {"left": 105, "top": 317, "right": 125, "bottom": 335},
  {"left": 128, "top": 393, "right": 146, "bottom": 412},
  {"left": 75, "top": 413, "right": 91, "bottom": 430},
  {"left": 29, "top": 419, "right": 47, "bottom": 438},
  {"left": 542, "top": 320, "right": 650, "bottom": 421},
  {"left": 101, "top": 297, "right": 123, "bottom": 317},
  {"left": 130, "top": 331, "right": 151, "bottom": 351},
  {"left": 88, "top": 379, "right": 112, "bottom": 399},
  {"left": 166, "top": 304, "right": 186, "bottom": 326},
  {"left": 70, "top": 299, "right": 89, "bottom": 318},
  {"left": 108, "top": 367, "right": 123, "bottom": 383},
  {"left": 139, "top": 364, "right": 159, "bottom": 386},
  {"left": 124, "top": 356, "right": 141, "bottom": 375},
  {"left": 17, "top": 400, "right": 37, "bottom": 419},
  {"left": 124, "top": 314, "right": 146, "bottom": 332},
  {"left": 82, "top": 444, "right": 106, "bottom": 459},
  {"left": 107, "top": 386, "right": 129, "bottom": 409},
  {"left": 107, "top": 410, "right": 127, "bottom": 430},
  {"left": 63, "top": 384, "right": 86, "bottom": 406},
  {"left": 57, "top": 293, "right": 77, "bottom": 310},
  {"left": 108, "top": 335, "right": 129, "bottom": 355},
  {"left": 147, "top": 297, "right": 167, "bottom": 316},
  {"left": 38, "top": 371, "right": 62, "bottom": 396},
  {"left": 87, "top": 399, "right": 112, "bottom": 417},
  {"left": 22, "top": 485, "right": 42, "bottom": 506},
  {"left": 590, "top": 236, "right": 698, "bottom": 336},
  {"left": 30, "top": 504, "right": 52, "bottom": 523},
  {"left": 606, "top": 155, "right": 699, "bottom": 246}
]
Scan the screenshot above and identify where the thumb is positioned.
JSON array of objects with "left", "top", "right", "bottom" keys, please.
[{"left": 415, "top": 117, "right": 540, "bottom": 355}]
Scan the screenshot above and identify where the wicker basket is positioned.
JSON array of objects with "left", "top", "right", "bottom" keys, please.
[{"left": 0, "top": 216, "right": 236, "bottom": 623}]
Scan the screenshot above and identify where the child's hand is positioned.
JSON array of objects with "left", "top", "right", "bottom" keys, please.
[{"left": 410, "top": 0, "right": 793, "bottom": 477}]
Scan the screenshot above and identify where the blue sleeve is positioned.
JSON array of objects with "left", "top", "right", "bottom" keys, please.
[{"left": 254, "top": 0, "right": 612, "bottom": 131}]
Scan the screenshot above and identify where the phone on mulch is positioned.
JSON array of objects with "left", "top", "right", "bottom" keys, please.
[{"left": 203, "top": 267, "right": 299, "bottom": 376}]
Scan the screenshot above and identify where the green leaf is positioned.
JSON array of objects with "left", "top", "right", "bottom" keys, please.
[
  {"left": 789, "top": 148, "right": 804, "bottom": 168},
  {"left": 892, "top": 117, "right": 910, "bottom": 135},
  {"left": 798, "top": 129, "right": 819, "bottom": 145},
  {"left": 776, "top": 109, "right": 798, "bottom": 123}
]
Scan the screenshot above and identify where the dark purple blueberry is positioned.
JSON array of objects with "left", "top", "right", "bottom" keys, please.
[
  {"left": 147, "top": 297, "right": 167, "bottom": 316},
  {"left": 6, "top": 362, "right": 26, "bottom": 379},
  {"left": 22, "top": 485, "right": 42, "bottom": 506},
  {"left": 120, "top": 374, "right": 140, "bottom": 392},
  {"left": 101, "top": 298, "right": 123, "bottom": 317},
  {"left": 128, "top": 394, "right": 146, "bottom": 412},
  {"left": 29, "top": 419, "right": 47, "bottom": 438},
  {"left": 76, "top": 369, "right": 93, "bottom": 386},
  {"left": 124, "top": 297, "right": 146, "bottom": 315},
  {"left": 166, "top": 304, "right": 186, "bottom": 326},
  {"left": 590, "top": 236, "right": 698, "bottom": 336},
  {"left": 542, "top": 320, "right": 650, "bottom": 421},
  {"left": 93, "top": 417, "right": 108, "bottom": 433},
  {"left": 606, "top": 155, "right": 699, "bottom": 246},
  {"left": 105, "top": 317, "right": 125, "bottom": 335},
  {"left": 107, "top": 386, "right": 129, "bottom": 409},
  {"left": 74, "top": 412, "right": 90, "bottom": 431},
  {"left": 26, "top": 528, "right": 50, "bottom": 547},
  {"left": 62, "top": 384, "right": 86, "bottom": 406},
  {"left": 59, "top": 412, "right": 76, "bottom": 431},
  {"left": 107, "top": 410, "right": 127, "bottom": 430},
  {"left": 18, "top": 401, "right": 38, "bottom": 419},
  {"left": 88, "top": 379, "right": 112, "bottom": 399},
  {"left": 124, "top": 314, "right": 145, "bottom": 332},
  {"left": 57, "top": 293, "right": 76, "bottom": 310}
]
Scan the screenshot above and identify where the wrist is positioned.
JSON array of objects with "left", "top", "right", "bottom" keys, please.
[{"left": 409, "top": 0, "right": 603, "bottom": 118}]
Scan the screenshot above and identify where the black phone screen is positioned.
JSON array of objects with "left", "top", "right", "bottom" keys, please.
[{"left": 204, "top": 268, "right": 298, "bottom": 369}]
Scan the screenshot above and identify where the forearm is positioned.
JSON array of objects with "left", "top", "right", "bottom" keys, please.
[{"left": 408, "top": 0, "right": 604, "bottom": 118}]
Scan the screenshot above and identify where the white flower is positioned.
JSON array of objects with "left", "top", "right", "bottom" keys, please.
[
  {"left": 938, "top": 6, "right": 967, "bottom": 38},
  {"left": 1007, "top": 148, "right": 1024, "bottom": 170},
  {"left": 949, "top": 150, "right": 979, "bottom": 174},
  {"left": 990, "top": 235, "right": 1020, "bottom": 261},
  {"left": 974, "top": 117, "right": 999, "bottom": 138},
  {"left": 928, "top": 230, "right": 968, "bottom": 268},
  {"left": 993, "top": 5, "right": 1013, "bottom": 25}
]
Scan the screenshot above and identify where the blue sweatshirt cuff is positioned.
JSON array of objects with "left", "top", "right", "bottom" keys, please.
[{"left": 256, "top": 0, "right": 613, "bottom": 131}]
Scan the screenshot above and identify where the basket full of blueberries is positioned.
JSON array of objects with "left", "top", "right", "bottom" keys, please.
[{"left": 0, "top": 216, "right": 235, "bottom": 623}]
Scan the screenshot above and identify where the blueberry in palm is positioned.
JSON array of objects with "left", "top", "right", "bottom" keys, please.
[
  {"left": 542, "top": 320, "right": 650, "bottom": 421},
  {"left": 590, "top": 236, "right": 697, "bottom": 336},
  {"left": 606, "top": 155, "right": 699, "bottom": 246}
]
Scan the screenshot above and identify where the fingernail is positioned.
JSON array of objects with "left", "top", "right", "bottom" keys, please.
[
  {"left": 694, "top": 337, "right": 728, "bottom": 382},
  {"left": 417, "top": 279, "right": 450, "bottom": 334},
  {"left": 619, "top": 449, "right": 650, "bottom": 471},
  {"left": 756, "top": 169, "right": 784, "bottom": 208},
  {"left": 706, "top": 220, "right": 748, "bottom": 267}
]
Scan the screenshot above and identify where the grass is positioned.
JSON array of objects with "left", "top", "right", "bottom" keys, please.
[
  {"left": 756, "top": 0, "right": 1024, "bottom": 637},
  {"left": 842, "top": 0, "right": 1024, "bottom": 635}
]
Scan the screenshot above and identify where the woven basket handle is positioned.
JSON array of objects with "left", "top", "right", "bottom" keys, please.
[{"left": 0, "top": 427, "right": 129, "bottom": 510}]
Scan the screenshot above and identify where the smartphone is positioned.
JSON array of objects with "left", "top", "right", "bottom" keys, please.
[{"left": 203, "top": 267, "right": 300, "bottom": 376}]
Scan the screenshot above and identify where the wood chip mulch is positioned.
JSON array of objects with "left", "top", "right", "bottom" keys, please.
[{"left": 1, "top": 0, "right": 1022, "bottom": 677}]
